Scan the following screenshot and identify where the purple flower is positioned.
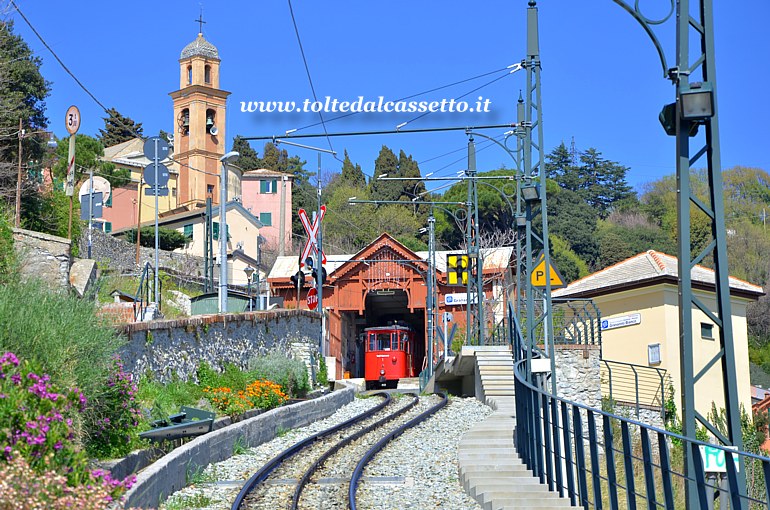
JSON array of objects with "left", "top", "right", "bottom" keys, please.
[
  {"left": 10, "top": 373, "right": 21, "bottom": 385},
  {"left": 0, "top": 352, "right": 19, "bottom": 367}
]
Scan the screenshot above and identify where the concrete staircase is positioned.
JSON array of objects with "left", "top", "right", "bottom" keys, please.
[{"left": 458, "top": 350, "right": 575, "bottom": 510}]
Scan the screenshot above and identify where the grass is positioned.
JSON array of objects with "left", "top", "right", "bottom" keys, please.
[
  {"left": 0, "top": 278, "right": 123, "bottom": 400},
  {"left": 187, "top": 463, "right": 219, "bottom": 485},
  {"left": 164, "top": 491, "right": 213, "bottom": 510},
  {"left": 232, "top": 435, "right": 249, "bottom": 455}
]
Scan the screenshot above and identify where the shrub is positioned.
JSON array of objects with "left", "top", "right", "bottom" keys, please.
[
  {"left": 0, "top": 353, "right": 87, "bottom": 475},
  {"left": 0, "top": 279, "right": 123, "bottom": 403},
  {"left": 0, "top": 454, "right": 133, "bottom": 510},
  {"left": 249, "top": 353, "right": 310, "bottom": 397},
  {"left": 0, "top": 351, "right": 135, "bottom": 503},
  {"left": 124, "top": 226, "right": 187, "bottom": 251},
  {"left": 203, "top": 380, "right": 287, "bottom": 418},
  {"left": 85, "top": 357, "right": 144, "bottom": 459},
  {"left": 0, "top": 209, "right": 16, "bottom": 284}
]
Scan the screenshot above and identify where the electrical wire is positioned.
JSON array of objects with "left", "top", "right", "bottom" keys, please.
[
  {"left": 291, "top": 65, "right": 515, "bottom": 133},
  {"left": 398, "top": 72, "right": 513, "bottom": 129},
  {"left": 286, "top": 0, "right": 338, "bottom": 161}
]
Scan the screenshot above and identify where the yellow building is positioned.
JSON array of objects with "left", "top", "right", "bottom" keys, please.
[{"left": 553, "top": 250, "right": 763, "bottom": 416}]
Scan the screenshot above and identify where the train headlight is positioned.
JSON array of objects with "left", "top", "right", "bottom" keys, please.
[
  {"left": 380, "top": 369, "right": 385, "bottom": 375},
  {"left": 392, "top": 357, "right": 397, "bottom": 364}
]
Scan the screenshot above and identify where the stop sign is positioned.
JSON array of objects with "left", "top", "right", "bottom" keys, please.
[{"left": 306, "top": 287, "right": 318, "bottom": 310}]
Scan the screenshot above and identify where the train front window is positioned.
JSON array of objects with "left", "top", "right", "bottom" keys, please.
[{"left": 375, "top": 333, "right": 392, "bottom": 351}]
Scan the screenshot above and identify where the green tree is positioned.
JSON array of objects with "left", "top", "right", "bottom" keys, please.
[
  {"left": 549, "top": 235, "right": 589, "bottom": 284},
  {"left": 52, "top": 134, "right": 129, "bottom": 188},
  {"left": 546, "top": 186, "right": 599, "bottom": 265},
  {"left": 0, "top": 20, "right": 50, "bottom": 165},
  {"left": 232, "top": 136, "right": 261, "bottom": 172},
  {"left": 97, "top": 108, "right": 143, "bottom": 147},
  {"left": 337, "top": 150, "right": 367, "bottom": 188},
  {"left": 435, "top": 168, "right": 519, "bottom": 249},
  {"left": 369, "top": 145, "right": 400, "bottom": 201},
  {"left": 124, "top": 226, "right": 187, "bottom": 251},
  {"left": 546, "top": 142, "right": 634, "bottom": 218}
]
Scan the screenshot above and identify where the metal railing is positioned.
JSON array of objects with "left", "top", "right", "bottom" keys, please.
[
  {"left": 488, "top": 315, "right": 510, "bottom": 346},
  {"left": 551, "top": 298, "right": 602, "bottom": 346},
  {"left": 134, "top": 262, "right": 160, "bottom": 321},
  {"left": 602, "top": 359, "right": 670, "bottom": 420},
  {"left": 510, "top": 303, "right": 770, "bottom": 510}
]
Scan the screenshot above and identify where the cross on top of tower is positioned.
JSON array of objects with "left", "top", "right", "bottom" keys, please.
[{"left": 194, "top": 11, "right": 206, "bottom": 34}]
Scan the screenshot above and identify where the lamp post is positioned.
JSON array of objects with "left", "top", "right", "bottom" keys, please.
[
  {"left": 244, "top": 265, "right": 255, "bottom": 312},
  {"left": 610, "top": 0, "right": 745, "bottom": 500},
  {"left": 218, "top": 151, "right": 239, "bottom": 313}
]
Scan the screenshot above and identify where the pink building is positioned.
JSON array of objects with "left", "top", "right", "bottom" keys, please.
[{"left": 241, "top": 169, "right": 293, "bottom": 256}]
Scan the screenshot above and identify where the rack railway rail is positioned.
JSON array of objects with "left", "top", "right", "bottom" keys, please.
[{"left": 231, "top": 391, "right": 447, "bottom": 510}]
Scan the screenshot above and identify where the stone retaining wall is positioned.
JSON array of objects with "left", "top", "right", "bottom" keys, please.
[
  {"left": 12, "top": 228, "right": 71, "bottom": 290},
  {"left": 116, "top": 309, "right": 321, "bottom": 383},
  {"left": 80, "top": 228, "right": 205, "bottom": 275},
  {"left": 121, "top": 386, "right": 355, "bottom": 509},
  {"left": 553, "top": 344, "right": 602, "bottom": 410}
]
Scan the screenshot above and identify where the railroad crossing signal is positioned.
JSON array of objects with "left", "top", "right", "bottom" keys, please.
[
  {"left": 530, "top": 252, "right": 566, "bottom": 289},
  {"left": 299, "top": 206, "right": 326, "bottom": 268},
  {"left": 446, "top": 254, "right": 470, "bottom": 286}
]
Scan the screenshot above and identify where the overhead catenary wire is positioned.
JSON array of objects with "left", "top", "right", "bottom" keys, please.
[
  {"left": 286, "top": 0, "right": 338, "bottom": 162},
  {"left": 290, "top": 64, "right": 517, "bottom": 134}
]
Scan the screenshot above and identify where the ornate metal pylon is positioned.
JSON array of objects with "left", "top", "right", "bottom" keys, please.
[
  {"left": 465, "top": 138, "right": 484, "bottom": 346},
  {"left": 612, "top": 0, "right": 745, "bottom": 503},
  {"left": 522, "top": 1, "right": 556, "bottom": 392}
]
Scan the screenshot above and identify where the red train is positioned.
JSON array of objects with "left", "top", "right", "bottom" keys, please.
[{"left": 363, "top": 325, "right": 416, "bottom": 390}]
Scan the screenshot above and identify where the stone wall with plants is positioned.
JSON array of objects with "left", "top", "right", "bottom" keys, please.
[{"left": 116, "top": 309, "right": 321, "bottom": 383}]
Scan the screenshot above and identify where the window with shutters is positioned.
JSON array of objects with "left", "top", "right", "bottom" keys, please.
[
  {"left": 183, "top": 224, "right": 193, "bottom": 240},
  {"left": 260, "top": 212, "right": 272, "bottom": 226}
]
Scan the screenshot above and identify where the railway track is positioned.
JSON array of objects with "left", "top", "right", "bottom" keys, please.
[{"left": 231, "top": 392, "right": 447, "bottom": 510}]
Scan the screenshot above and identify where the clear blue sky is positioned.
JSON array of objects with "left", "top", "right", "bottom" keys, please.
[{"left": 11, "top": 0, "right": 770, "bottom": 192}]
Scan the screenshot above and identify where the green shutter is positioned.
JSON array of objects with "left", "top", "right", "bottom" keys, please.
[
  {"left": 183, "top": 224, "right": 193, "bottom": 240},
  {"left": 104, "top": 222, "right": 112, "bottom": 233},
  {"left": 272, "top": 180, "right": 278, "bottom": 194},
  {"left": 213, "top": 222, "right": 229, "bottom": 240},
  {"left": 260, "top": 212, "right": 272, "bottom": 226},
  {"left": 260, "top": 180, "right": 268, "bottom": 194},
  {"left": 105, "top": 194, "right": 112, "bottom": 207}
]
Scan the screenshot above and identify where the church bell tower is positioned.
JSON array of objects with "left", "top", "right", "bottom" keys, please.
[{"left": 170, "top": 29, "right": 230, "bottom": 205}]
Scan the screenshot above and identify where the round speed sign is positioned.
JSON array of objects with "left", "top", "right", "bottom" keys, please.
[{"left": 65, "top": 105, "right": 81, "bottom": 135}]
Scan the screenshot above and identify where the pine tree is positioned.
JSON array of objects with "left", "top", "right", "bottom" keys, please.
[
  {"left": 232, "top": 136, "right": 261, "bottom": 171},
  {"left": 97, "top": 108, "right": 143, "bottom": 147},
  {"left": 260, "top": 142, "right": 289, "bottom": 172},
  {"left": 339, "top": 150, "right": 366, "bottom": 188},
  {"left": 0, "top": 20, "right": 50, "bottom": 164},
  {"left": 370, "top": 145, "right": 400, "bottom": 201}
]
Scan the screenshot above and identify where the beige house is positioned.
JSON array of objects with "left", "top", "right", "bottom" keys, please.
[
  {"left": 113, "top": 201, "right": 263, "bottom": 285},
  {"left": 553, "top": 250, "right": 763, "bottom": 416}
]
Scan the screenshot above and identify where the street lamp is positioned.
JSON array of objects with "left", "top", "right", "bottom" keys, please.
[
  {"left": 679, "top": 81, "right": 715, "bottom": 120},
  {"left": 218, "top": 151, "right": 239, "bottom": 313},
  {"left": 520, "top": 182, "right": 540, "bottom": 202},
  {"left": 244, "top": 265, "right": 255, "bottom": 311}
]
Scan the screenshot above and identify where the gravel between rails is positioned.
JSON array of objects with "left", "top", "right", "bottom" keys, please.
[
  {"left": 160, "top": 395, "right": 492, "bottom": 510},
  {"left": 243, "top": 394, "right": 419, "bottom": 510}
]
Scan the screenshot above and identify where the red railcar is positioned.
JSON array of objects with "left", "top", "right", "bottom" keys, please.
[{"left": 363, "top": 325, "right": 415, "bottom": 390}]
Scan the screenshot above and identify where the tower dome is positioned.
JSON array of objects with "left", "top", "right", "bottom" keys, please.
[{"left": 180, "top": 33, "right": 219, "bottom": 60}]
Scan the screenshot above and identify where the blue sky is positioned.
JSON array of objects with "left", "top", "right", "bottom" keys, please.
[{"left": 11, "top": 1, "right": 770, "bottom": 192}]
